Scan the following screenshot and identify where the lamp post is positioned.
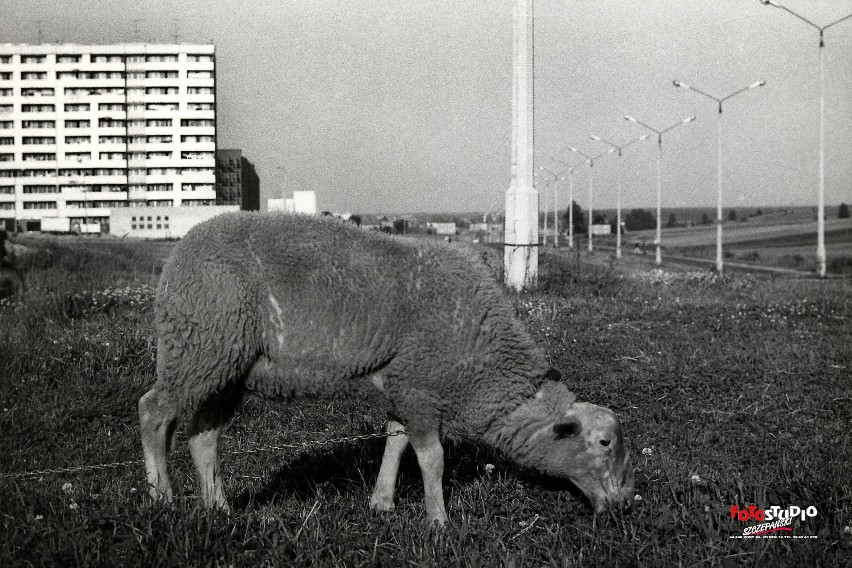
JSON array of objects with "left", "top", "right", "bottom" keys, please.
[
  {"left": 538, "top": 166, "right": 562, "bottom": 246},
  {"left": 759, "top": 1, "right": 852, "bottom": 278},
  {"left": 589, "top": 134, "right": 650, "bottom": 259},
  {"left": 673, "top": 79, "right": 766, "bottom": 274},
  {"left": 624, "top": 115, "right": 696, "bottom": 265},
  {"left": 550, "top": 155, "right": 585, "bottom": 248},
  {"left": 564, "top": 147, "right": 615, "bottom": 252}
]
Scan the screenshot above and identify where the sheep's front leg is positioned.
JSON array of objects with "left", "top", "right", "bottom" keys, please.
[
  {"left": 408, "top": 429, "right": 448, "bottom": 525},
  {"left": 369, "top": 419, "right": 408, "bottom": 512}
]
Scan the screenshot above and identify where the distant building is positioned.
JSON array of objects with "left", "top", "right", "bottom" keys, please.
[
  {"left": 590, "top": 224, "right": 612, "bottom": 235},
  {"left": 215, "top": 149, "right": 259, "bottom": 211},
  {"left": 0, "top": 43, "right": 217, "bottom": 233},
  {"left": 110, "top": 204, "right": 237, "bottom": 239},
  {"left": 426, "top": 222, "right": 457, "bottom": 236},
  {"left": 267, "top": 190, "right": 316, "bottom": 215}
]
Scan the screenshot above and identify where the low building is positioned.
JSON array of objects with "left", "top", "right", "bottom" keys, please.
[
  {"left": 590, "top": 224, "right": 612, "bottom": 235},
  {"left": 110, "top": 204, "right": 238, "bottom": 239},
  {"left": 426, "top": 222, "right": 457, "bottom": 235}
]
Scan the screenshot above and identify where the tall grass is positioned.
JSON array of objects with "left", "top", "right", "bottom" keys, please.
[{"left": 0, "top": 240, "right": 849, "bottom": 566}]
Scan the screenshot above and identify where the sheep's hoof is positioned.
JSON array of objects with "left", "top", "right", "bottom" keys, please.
[{"left": 368, "top": 494, "right": 396, "bottom": 513}]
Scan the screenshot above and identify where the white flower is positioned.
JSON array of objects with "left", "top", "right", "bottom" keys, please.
[
  {"left": 634, "top": 494, "right": 643, "bottom": 501},
  {"left": 130, "top": 487, "right": 137, "bottom": 493},
  {"left": 68, "top": 501, "right": 79, "bottom": 510},
  {"left": 484, "top": 464, "right": 495, "bottom": 475},
  {"left": 642, "top": 447, "right": 653, "bottom": 455},
  {"left": 690, "top": 474, "right": 701, "bottom": 484},
  {"left": 844, "top": 526, "right": 852, "bottom": 535},
  {"left": 61, "top": 482, "right": 73, "bottom": 494},
  {"left": 34, "top": 515, "right": 43, "bottom": 521}
]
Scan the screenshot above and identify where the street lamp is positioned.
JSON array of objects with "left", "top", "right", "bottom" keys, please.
[
  {"left": 539, "top": 166, "right": 564, "bottom": 247},
  {"left": 624, "top": 114, "right": 696, "bottom": 265},
  {"left": 589, "top": 134, "right": 650, "bottom": 259},
  {"left": 759, "top": 1, "right": 852, "bottom": 278},
  {"left": 564, "top": 147, "right": 615, "bottom": 252},
  {"left": 549, "top": 155, "right": 585, "bottom": 248},
  {"left": 673, "top": 79, "right": 766, "bottom": 274}
]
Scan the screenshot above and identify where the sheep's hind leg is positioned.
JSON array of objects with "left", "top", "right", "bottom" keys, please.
[
  {"left": 186, "top": 388, "right": 243, "bottom": 511},
  {"left": 369, "top": 419, "right": 408, "bottom": 512},
  {"left": 408, "top": 429, "right": 448, "bottom": 525},
  {"left": 139, "top": 387, "right": 178, "bottom": 503}
]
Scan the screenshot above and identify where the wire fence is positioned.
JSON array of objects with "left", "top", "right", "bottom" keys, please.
[{"left": 0, "top": 429, "right": 407, "bottom": 481}]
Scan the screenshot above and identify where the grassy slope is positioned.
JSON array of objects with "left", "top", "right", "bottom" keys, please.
[{"left": 0, "top": 239, "right": 849, "bottom": 567}]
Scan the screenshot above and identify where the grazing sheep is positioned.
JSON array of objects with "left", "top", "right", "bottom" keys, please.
[{"left": 139, "top": 212, "right": 634, "bottom": 523}]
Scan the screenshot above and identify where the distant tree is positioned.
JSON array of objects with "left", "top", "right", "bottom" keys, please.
[
  {"left": 561, "top": 201, "right": 587, "bottom": 236},
  {"left": 700, "top": 212, "right": 712, "bottom": 225},
  {"left": 728, "top": 209, "right": 737, "bottom": 222},
  {"left": 392, "top": 218, "right": 408, "bottom": 234},
  {"left": 839, "top": 203, "right": 850, "bottom": 219},
  {"left": 755, "top": 209, "right": 763, "bottom": 217},
  {"left": 349, "top": 214, "right": 362, "bottom": 227},
  {"left": 592, "top": 213, "right": 607, "bottom": 225},
  {"left": 666, "top": 213, "right": 678, "bottom": 228},
  {"left": 624, "top": 208, "right": 656, "bottom": 231}
]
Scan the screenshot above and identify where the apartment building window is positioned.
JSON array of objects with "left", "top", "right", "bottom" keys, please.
[
  {"left": 23, "top": 120, "right": 56, "bottom": 129},
  {"left": 146, "top": 119, "right": 172, "bottom": 127},
  {"left": 23, "top": 153, "right": 56, "bottom": 162},
  {"left": 181, "top": 151, "right": 214, "bottom": 160},
  {"left": 0, "top": 137, "right": 14, "bottom": 145},
  {"left": 145, "top": 86, "right": 178, "bottom": 95},
  {"left": 126, "top": 56, "right": 145, "bottom": 63},
  {"left": 21, "top": 55, "right": 47, "bottom": 64},
  {"left": 65, "top": 152, "right": 91, "bottom": 162},
  {"left": 100, "top": 151, "right": 126, "bottom": 160},
  {"left": 21, "top": 72, "right": 48, "bottom": 80},
  {"left": 0, "top": 56, "right": 11, "bottom": 64},
  {"left": 181, "top": 119, "right": 214, "bottom": 127},
  {"left": 146, "top": 183, "right": 172, "bottom": 192},
  {"left": 127, "top": 119, "right": 145, "bottom": 128},
  {"left": 84, "top": 71, "right": 123, "bottom": 80},
  {"left": 145, "top": 151, "right": 172, "bottom": 158},
  {"left": 91, "top": 54, "right": 123, "bottom": 63},
  {"left": 181, "top": 167, "right": 208, "bottom": 173},
  {"left": 187, "top": 87, "right": 214, "bottom": 95},
  {"left": 57, "top": 71, "right": 80, "bottom": 80},
  {"left": 146, "top": 135, "right": 172, "bottom": 143},
  {"left": 0, "top": 104, "right": 12, "bottom": 114},
  {"left": 0, "top": 169, "right": 16, "bottom": 176},
  {"left": 65, "top": 103, "right": 90, "bottom": 112},
  {"left": 65, "top": 119, "right": 89, "bottom": 128},
  {"left": 65, "top": 87, "right": 124, "bottom": 96},
  {"left": 0, "top": 121, "right": 11, "bottom": 130},
  {"left": 0, "top": 72, "right": 13, "bottom": 80},
  {"left": 146, "top": 70, "right": 178, "bottom": 79},
  {"left": 23, "top": 185, "right": 59, "bottom": 193},
  {"left": 0, "top": 185, "right": 14, "bottom": 194},
  {"left": 19, "top": 169, "right": 50, "bottom": 177},
  {"left": 22, "top": 87, "right": 54, "bottom": 96},
  {"left": 99, "top": 117, "right": 125, "bottom": 128},
  {"left": 181, "top": 135, "right": 215, "bottom": 143},
  {"left": 126, "top": 71, "right": 145, "bottom": 80},
  {"left": 182, "top": 199, "right": 214, "bottom": 206},
  {"left": 188, "top": 102, "right": 214, "bottom": 111},
  {"left": 187, "top": 70, "right": 213, "bottom": 79},
  {"left": 99, "top": 103, "right": 125, "bottom": 111},
  {"left": 187, "top": 54, "right": 213, "bottom": 63},
  {"left": 147, "top": 167, "right": 177, "bottom": 175},
  {"left": 23, "top": 201, "right": 57, "bottom": 209},
  {"left": 0, "top": 88, "right": 11, "bottom": 97},
  {"left": 146, "top": 102, "right": 179, "bottom": 111},
  {"left": 145, "top": 54, "right": 178, "bottom": 62},
  {"left": 22, "top": 104, "right": 55, "bottom": 113},
  {"left": 23, "top": 136, "right": 56, "bottom": 145},
  {"left": 67, "top": 200, "right": 125, "bottom": 208},
  {"left": 99, "top": 135, "right": 125, "bottom": 144},
  {"left": 0, "top": 154, "right": 12, "bottom": 162},
  {"left": 56, "top": 54, "right": 81, "bottom": 63},
  {"left": 182, "top": 183, "right": 214, "bottom": 192},
  {"left": 95, "top": 168, "right": 126, "bottom": 176},
  {"left": 147, "top": 200, "right": 173, "bottom": 207},
  {"left": 91, "top": 184, "right": 126, "bottom": 193},
  {"left": 0, "top": 203, "right": 14, "bottom": 210},
  {"left": 65, "top": 136, "right": 91, "bottom": 144}
]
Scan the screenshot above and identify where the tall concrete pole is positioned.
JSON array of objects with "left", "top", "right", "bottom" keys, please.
[{"left": 504, "top": 0, "right": 538, "bottom": 289}]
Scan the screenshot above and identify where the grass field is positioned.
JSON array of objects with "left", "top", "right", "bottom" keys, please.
[{"left": 1, "top": 236, "right": 850, "bottom": 567}]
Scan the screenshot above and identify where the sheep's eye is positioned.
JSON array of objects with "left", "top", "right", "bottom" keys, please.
[{"left": 599, "top": 440, "right": 611, "bottom": 447}]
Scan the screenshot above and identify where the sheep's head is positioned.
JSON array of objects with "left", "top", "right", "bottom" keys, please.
[{"left": 500, "top": 379, "right": 634, "bottom": 514}]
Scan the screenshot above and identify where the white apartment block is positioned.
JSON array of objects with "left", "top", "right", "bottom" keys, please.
[{"left": 0, "top": 43, "right": 216, "bottom": 232}]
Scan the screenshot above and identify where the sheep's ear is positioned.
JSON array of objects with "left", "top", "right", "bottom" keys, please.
[
  {"left": 543, "top": 368, "right": 562, "bottom": 382},
  {"left": 553, "top": 419, "right": 582, "bottom": 439},
  {"left": 536, "top": 380, "right": 577, "bottom": 413}
]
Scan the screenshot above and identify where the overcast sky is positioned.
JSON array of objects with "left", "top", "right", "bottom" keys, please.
[{"left": 3, "top": 0, "right": 851, "bottom": 214}]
